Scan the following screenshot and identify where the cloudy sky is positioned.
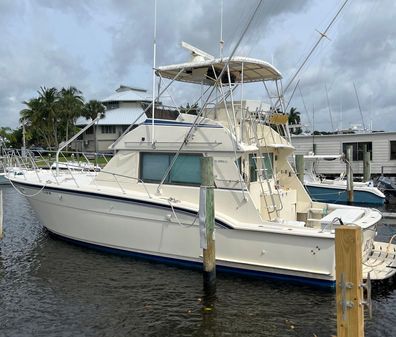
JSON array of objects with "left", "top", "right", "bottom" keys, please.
[{"left": 1, "top": 0, "right": 395, "bottom": 132}]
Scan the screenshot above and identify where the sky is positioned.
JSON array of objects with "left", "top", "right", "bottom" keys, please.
[{"left": 0, "top": 0, "right": 395, "bottom": 132}]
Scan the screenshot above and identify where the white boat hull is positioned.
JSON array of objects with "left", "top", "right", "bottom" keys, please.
[{"left": 16, "top": 180, "right": 378, "bottom": 286}]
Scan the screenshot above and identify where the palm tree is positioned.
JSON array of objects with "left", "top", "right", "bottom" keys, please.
[
  {"left": 37, "top": 87, "right": 61, "bottom": 148},
  {"left": 20, "top": 97, "right": 52, "bottom": 148},
  {"left": 82, "top": 100, "right": 106, "bottom": 154},
  {"left": 59, "top": 86, "right": 84, "bottom": 142},
  {"left": 288, "top": 107, "right": 302, "bottom": 135}
]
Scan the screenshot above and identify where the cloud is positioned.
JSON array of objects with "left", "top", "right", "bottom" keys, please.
[{"left": 0, "top": 0, "right": 395, "bottom": 133}]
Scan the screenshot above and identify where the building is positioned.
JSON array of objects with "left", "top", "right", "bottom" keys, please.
[
  {"left": 291, "top": 132, "right": 396, "bottom": 177},
  {"left": 75, "top": 85, "right": 152, "bottom": 153}
]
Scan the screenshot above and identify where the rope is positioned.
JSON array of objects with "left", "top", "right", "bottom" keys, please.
[
  {"left": 162, "top": 197, "right": 198, "bottom": 228},
  {"left": 9, "top": 177, "right": 46, "bottom": 197}
]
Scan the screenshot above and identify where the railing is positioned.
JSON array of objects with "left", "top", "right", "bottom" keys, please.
[{"left": 2, "top": 148, "right": 152, "bottom": 199}]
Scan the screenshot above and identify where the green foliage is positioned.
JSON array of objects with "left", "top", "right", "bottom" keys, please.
[
  {"left": 179, "top": 103, "right": 199, "bottom": 115},
  {"left": 82, "top": 100, "right": 106, "bottom": 121},
  {"left": 82, "top": 100, "right": 106, "bottom": 154},
  {"left": 288, "top": 107, "right": 302, "bottom": 135},
  {"left": 18, "top": 86, "right": 90, "bottom": 149}
]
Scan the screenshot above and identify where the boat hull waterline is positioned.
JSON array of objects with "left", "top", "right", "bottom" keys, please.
[{"left": 14, "top": 181, "right": 382, "bottom": 287}]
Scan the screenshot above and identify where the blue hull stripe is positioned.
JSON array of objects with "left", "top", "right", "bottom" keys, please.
[{"left": 48, "top": 230, "right": 335, "bottom": 288}]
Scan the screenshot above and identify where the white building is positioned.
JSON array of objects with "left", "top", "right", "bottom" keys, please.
[
  {"left": 75, "top": 85, "right": 152, "bottom": 153},
  {"left": 291, "top": 132, "right": 396, "bottom": 176}
]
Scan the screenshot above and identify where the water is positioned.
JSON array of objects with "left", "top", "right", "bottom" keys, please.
[{"left": 1, "top": 185, "right": 395, "bottom": 337}]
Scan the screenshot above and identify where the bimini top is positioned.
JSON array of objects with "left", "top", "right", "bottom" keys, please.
[{"left": 156, "top": 56, "right": 282, "bottom": 85}]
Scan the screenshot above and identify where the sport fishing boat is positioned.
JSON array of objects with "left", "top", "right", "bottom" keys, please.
[
  {"left": 303, "top": 154, "right": 385, "bottom": 205},
  {"left": 6, "top": 47, "right": 396, "bottom": 286}
]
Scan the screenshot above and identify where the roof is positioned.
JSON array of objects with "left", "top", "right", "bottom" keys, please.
[
  {"left": 102, "top": 89, "right": 151, "bottom": 103},
  {"left": 156, "top": 56, "right": 282, "bottom": 85},
  {"left": 76, "top": 106, "right": 146, "bottom": 126}
]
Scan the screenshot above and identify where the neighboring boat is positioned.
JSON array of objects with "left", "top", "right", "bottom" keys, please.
[
  {"left": 6, "top": 50, "right": 396, "bottom": 286},
  {"left": 375, "top": 176, "right": 396, "bottom": 204},
  {"left": 0, "top": 173, "right": 8, "bottom": 185},
  {"left": 303, "top": 155, "right": 385, "bottom": 205},
  {"left": 0, "top": 156, "right": 10, "bottom": 185}
]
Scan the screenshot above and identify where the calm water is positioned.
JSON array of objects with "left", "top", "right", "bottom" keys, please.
[{"left": 1, "top": 185, "right": 395, "bottom": 337}]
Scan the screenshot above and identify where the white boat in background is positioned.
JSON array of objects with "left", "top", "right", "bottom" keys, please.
[
  {"left": 0, "top": 173, "right": 8, "bottom": 185},
  {"left": 303, "top": 154, "right": 385, "bottom": 205},
  {"left": 6, "top": 46, "right": 396, "bottom": 287},
  {"left": 0, "top": 156, "right": 10, "bottom": 185}
]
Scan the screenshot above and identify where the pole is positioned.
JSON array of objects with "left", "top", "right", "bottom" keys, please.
[
  {"left": 346, "top": 145, "right": 354, "bottom": 204},
  {"left": 151, "top": 0, "right": 157, "bottom": 145},
  {"left": 363, "top": 144, "right": 370, "bottom": 182},
  {"left": 295, "top": 154, "right": 305, "bottom": 184},
  {"left": 199, "top": 157, "right": 216, "bottom": 294},
  {"left": 335, "top": 225, "right": 364, "bottom": 337}
]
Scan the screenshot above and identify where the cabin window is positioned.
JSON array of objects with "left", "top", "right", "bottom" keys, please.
[
  {"left": 101, "top": 125, "right": 116, "bottom": 134},
  {"left": 140, "top": 153, "right": 202, "bottom": 185},
  {"left": 342, "top": 142, "right": 372, "bottom": 161},
  {"left": 249, "top": 153, "right": 273, "bottom": 182},
  {"left": 390, "top": 141, "right": 396, "bottom": 160}
]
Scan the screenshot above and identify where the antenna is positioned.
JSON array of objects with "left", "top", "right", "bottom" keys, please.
[
  {"left": 220, "top": 0, "right": 224, "bottom": 57},
  {"left": 284, "top": 0, "right": 351, "bottom": 95},
  {"left": 181, "top": 41, "right": 214, "bottom": 60},
  {"left": 353, "top": 82, "right": 366, "bottom": 130},
  {"left": 325, "top": 83, "right": 335, "bottom": 131},
  {"left": 151, "top": 0, "right": 157, "bottom": 145}
]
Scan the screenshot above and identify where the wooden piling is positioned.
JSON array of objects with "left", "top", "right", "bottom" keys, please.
[
  {"left": 346, "top": 145, "right": 354, "bottom": 203},
  {"left": 200, "top": 157, "right": 216, "bottom": 293},
  {"left": 363, "top": 144, "right": 370, "bottom": 182},
  {"left": 335, "top": 225, "right": 364, "bottom": 337},
  {"left": 295, "top": 154, "right": 304, "bottom": 184}
]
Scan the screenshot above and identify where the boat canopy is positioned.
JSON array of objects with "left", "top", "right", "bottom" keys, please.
[{"left": 156, "top": 56, "right": 282, "bottom": 85}]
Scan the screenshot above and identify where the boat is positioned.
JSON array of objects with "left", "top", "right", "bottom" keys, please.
[
  {"left": 303, "top": 154, "right": 385, "bottom": 205},
  {"left": 375, "top": 176, "right": 396, "bottom": 204},
  {"left": 0, "top": 156, "right": 10, "bottom": 185},
  {"left": 6, "top": 47, "right": 396, "bottom": 287}
]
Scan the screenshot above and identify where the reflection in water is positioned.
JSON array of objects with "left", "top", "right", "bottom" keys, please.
[{"left": 1, "top": 185, "right": 395, "bottom": 337}]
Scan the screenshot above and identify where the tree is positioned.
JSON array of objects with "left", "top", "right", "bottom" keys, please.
[
  {"left": 288, "top": 107, "right": 302, "bottom": 135},
  {"left": 59, "top": 86, "right": 84, "bottom": 143},
  {"left": 20, "top": 97, "right": 53, "bottom": 148},
  {"left": 82, "top": 100, "right": 106, "bottom": 153},
  {"left": 37, "top": 87, "right": 61, "bottom": 148},
  {"left": 20, "top": 86, "right": 88, "bottom": 149},
  {"left": 179, "top": 102, "right": 199, "bottom": 115}
]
